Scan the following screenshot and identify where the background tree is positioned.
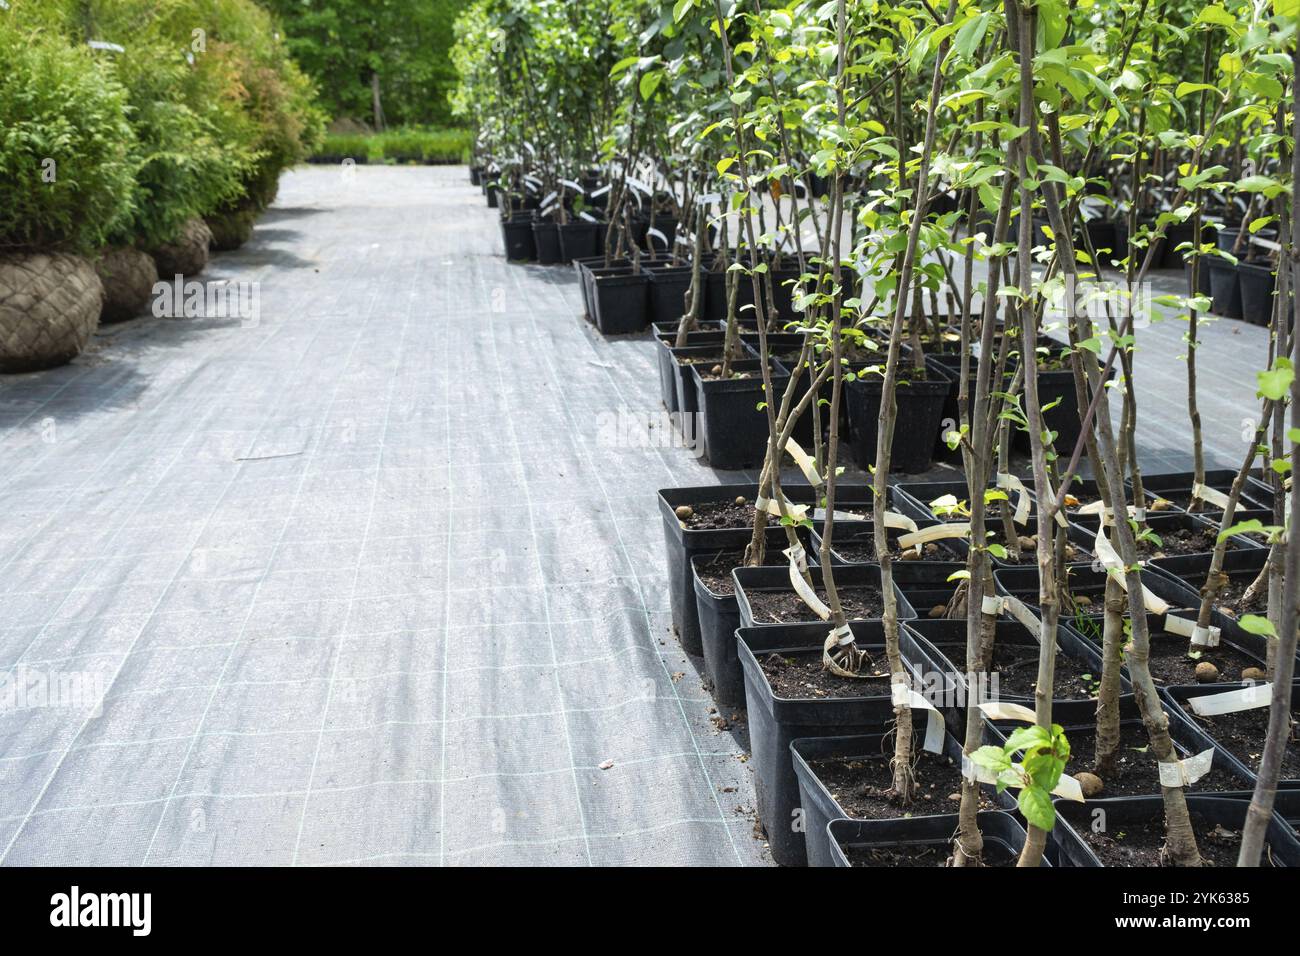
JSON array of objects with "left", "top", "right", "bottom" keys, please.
[{"left": 265, "top": 0, "right": 469, "bottom": 129}]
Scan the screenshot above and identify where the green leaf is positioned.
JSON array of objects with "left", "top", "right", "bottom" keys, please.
[
  {"left": 1195, "top": 5, "right": 1237, "bottom": 28},
  {"left": 1218, "top": 519, "right": 1265, "bottom": 542},
  {"left": 1238, "top": 614, "right": 1276, "bottom": 637},
  {"left": 947, "top": 570, "right": 972, "bottom": 583},
  {"left": 1004, "top": 725, "right": 1051, "bottom": 754},
  {"left": 1257, "top": 359, "right": 1294, "bottom": 400},
  {"left": 969, "top": 745, "right": 1012, "bottom": 774},
  {"left": 987, "top": 543, "right": 1008, "bottom": 559},
  {"left": 1018, "top": 786, "right": 1056, "bottom": 831},
  {"left": 954, "top": 12, "right": 990, "bottom": 59},
  {"left": 639, "top": 71, "right": 663, "bottom": 101},
  {"left": 1175, "top": 82, "right": 1220, "bottom": 98},
  {"left": 716, "top": 156, "right": 737, "bottom": 176}
]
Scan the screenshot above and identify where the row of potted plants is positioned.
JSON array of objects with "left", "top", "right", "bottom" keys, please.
[
  {"left": 0, "top": 0, "right": 323, "bottom": 374},
  {"left": 455, "top": 0, "right": 1298, "bottom": 867}
]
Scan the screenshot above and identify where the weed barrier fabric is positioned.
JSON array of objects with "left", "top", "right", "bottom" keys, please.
[{"left": 0, "top": 166, "right": 769, "bottom": 866}]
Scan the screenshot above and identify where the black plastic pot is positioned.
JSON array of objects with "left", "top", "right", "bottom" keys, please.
[
  {"left": 993, "top": 562, "right": 1202, "bottom": 620},
  {"left": 485, "top": 183, "right": 499, "bottom": 208},
  {"left": 671, "top": 343, "right": 757, "bottom": 419},
  {"left": 1162, "top": 682, "right": 1300, "bottom": 786},
  {"left": 904, "top": 617, "right": 1128, "bottom": 734},
  {"left": 1238, "top": 261, "right": 1277, "bottom": 327},
  {"left": 764, "top": 268, "right": 805, "bottom": 326},
  {"left": 737, "top": 621, "right": 926, "bottom": 866},
  {"left": 1139, "top": 468, "right": 1272, "bottom": 513},
  {"left": 703, "top": 269, "right": 758, "bottom": 324},
  {"left": 637, "top": 216, "right": 678, "bottom": 254},
  {"left": 827, "top": 812, "right": 1039, "bottom": 867},
  {"left": 844, "top": 374, "right": 949, "bottom": 473},
  {"left": 1148, "top": 549, "right": 1274, "bottom": 650},
  {"left": 887, "top": 561, "right": 968, "bottom": 620},
  {"left": 658, "top": 484, "right": 795, "bottom": 655},
  {"left": 733, "top": 562, "right": 917, "bottom": 630},
  {"left": 691, "top": 552, "right": 748, "bottom": 709},
  {"left": 1159, "top": 220, "right": 1196, "bottom": 269},
  {"left": 591, "top": 272, "right": 650, "bottom": 335},
  {"left": 557, "top": 221, "right": 601, "bottom": 263},
  {"left": 923, "top": 354, "right": 973, "bottom": 463},
  {"left": 647, "top": 267, "right": 695, "bottom": 326},
  {"left": 656, "top": 332, "right": 725, "bottom": 412},
  {"left": 469, "top": 165, "right": 483, "bottom": 186},
  {"left": 809, "top": 524, "right": 965, "bottom": 566},
  {"left": 1202, "top": 788, "right": 1300, "bottom": 828},
  {"left": 792, "top": 728, "right": 1015, "bottom": 867},
  {"left": 1012, "top": 365, "right": 1109, "bottom": 459},
  {"left": 989, "top": 710, "right": 1251, "bottom": 807},
  {"left": 500, "top": 216, "right": 536, "bottom": 262},
  {"left": 893, "top": 477, "right": 1013, "bottom": 522},
  {"left": 1051, "top": 794, "right": 1300, "bottom": 866},
  {"left": 532, "top": 220, "right": 562, "bottom": 265},
  {"left": 691, "top": 359, "right": 789, "bottom": 470},
  {"left": 1207, "top": 258, "right": 1243, "bottom": 319},
  {"left": 1069, "top": 509, "right": 1263, "bottom": 560}
]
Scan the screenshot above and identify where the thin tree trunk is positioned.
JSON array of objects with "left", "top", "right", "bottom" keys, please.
[{"left": 1238, "top": 50, "right": 1300, "bottom": 866}]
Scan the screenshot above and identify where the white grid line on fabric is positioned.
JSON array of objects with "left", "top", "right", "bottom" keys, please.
[
  {"left": 0, "top": 687, "right": 723, "bottom": 767},
  {"left": 484, "top": 302, "right": 594, "bottom": 867},
  {"left": 0, "top": 318, "right": 343, "bottom": 864},
  {"left": 437, "top": 294, "right": 454, "bottom": 867},
  {"left": 0, "top": 336, "right": 300, "bottom": 579},
  {"left": 281, "top": 227, "right": 424, "bottom": 867},
  {"left": 527, "top": 267, "right": 747, "bottom": 867},
  {"left": 1, "top": 623, "right": 682, "bottom": 680},
  {"left": 0, "top": 571, "right": 668, "bottom": 604},
  {"left": 0, "top": 318, "right": 285, "bottom": 503},
  {"left": 138, "top": 317, "right": 406, "bottom": 864}
]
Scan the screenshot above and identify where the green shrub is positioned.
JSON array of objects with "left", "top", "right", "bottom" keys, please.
[
  {"left": 0, "top": 20, "right": 136, "bottom": 252},
  {"left": 109, "top": 33, "right": 255, "bottom": 248},
  {"left": 157, "top": 0, "right": 326, "bottom": 213},
  {"left": 311, "top": 128, "right": 472, "bottom": 165}
]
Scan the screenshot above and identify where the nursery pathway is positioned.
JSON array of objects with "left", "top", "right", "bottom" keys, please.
[
  {"left": 0, "top": 166, "right": 1269, "bottom": 867},
  {"left": 0, "top": 165, "right": 769, "bottom": 866}
]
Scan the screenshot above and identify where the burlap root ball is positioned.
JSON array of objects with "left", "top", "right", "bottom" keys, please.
[
  {"left": 0, "top": 252, "right": 104, "bottom": 374},
  {"left": 95, "top": 246, "right": 159, "bottom": 324},
  {"left": 206, "top": 207, "right": 257, "bottom": 252},
  {"left": 151, "top": 217, "right": 213, "bottom": 278}
]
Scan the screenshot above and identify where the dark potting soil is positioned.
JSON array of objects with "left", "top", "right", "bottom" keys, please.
[
  {"left": 1187, "top": 706, "right": 1300, "bottom": 778},
  {"left": 1075, "top": 810, "right": 1279, "bottom": 867},
  {"left": 696, "top": 551, "right": 742, "bottom": 595},
  {"left": 832, "top": 531, "right": 962, "bottom": 563},
  {"left": 811, "top": 748, "right": 998, "bottom": 821},
  {"left": 843, "top": 841, "right": 1014, "bottom": 867},
  {"left": 1147, "top": 636, "right": 1262, "bottom": 686},
  {"left": 747, "top": 585, "right": 885, "bottom": 623},
  {"left": 1215, "top": 577, "right": 1266, "bottom": 617},
  {"left": 921, "top": 587, "right": 968, "bottom": 620},
  {"left": 985, "top": 642, "right": 1096, "bottom": 700},
  {"left": 680, "top": 498, "right": 756, "bottom": 530},
  {"left": 1068, "top": 723, "right": 1242, "bottom": 797},
  {"left": 1133, "top": 526, "right": 1236, "bottom": 558},
  {"left": 1165, "top": 493, "right": 1239, "bottom": 514},
  {"left": 760, "top": 649, "right": 891, "bottom": 699}
]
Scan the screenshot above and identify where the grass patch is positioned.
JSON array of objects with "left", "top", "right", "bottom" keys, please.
[{"left": 310, "top": 127, "right": 472, "bottom": 165}]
